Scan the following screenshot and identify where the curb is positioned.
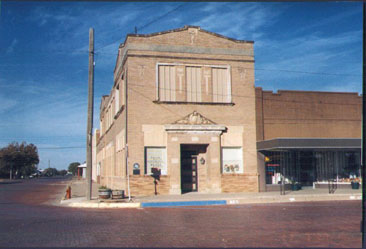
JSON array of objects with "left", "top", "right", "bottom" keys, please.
[
  {"left": 67, "top": 202, "right": 140, "bottom": 208},
  {"left": 60, "top": 194, "right": 362, "bottom": 209},
  {"left": 141, "top": 200, "right": 227, "bottom": 208}
]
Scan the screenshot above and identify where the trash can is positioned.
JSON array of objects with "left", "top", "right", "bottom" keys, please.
[
  {"left": 351, "top": 182, "right": 360, "bottom": 189},
  {"left": 111, "top": 190, "right": 125, "bottom": 199}
]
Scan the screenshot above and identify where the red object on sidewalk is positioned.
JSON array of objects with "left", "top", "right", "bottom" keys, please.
[
  {"left": 66, "top": 186, "right": 71, "bottom": 199},
  {"left": 77, "top": 168, "right": 80, "bottom": 180}
]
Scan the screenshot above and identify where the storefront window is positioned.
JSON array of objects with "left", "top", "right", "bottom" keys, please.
[
  {"left": 145, "top": 147, "right": 167, "bottom": 175},
  {"left": 264, "top": 150, "right": 361, "bottom": 185},
  {"left": 222, "top": 147, "right": 243, "bottom": 174}
]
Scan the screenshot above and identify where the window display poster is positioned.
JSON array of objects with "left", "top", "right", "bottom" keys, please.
[
  {"left": 222, "top": 147, "right": 243, "bottom": 174},
  {"left": 146, "top": 147, "right": 167, "bottom": 175}
]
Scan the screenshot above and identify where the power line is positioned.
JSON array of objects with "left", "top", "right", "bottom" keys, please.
[
  {"left": 129, "top": 87, "right": 185, "bottom": 120},
  {"left": 127, "top": 81, "right": 362, "bottom": 106},
  {"left": 0, "top": 49, "right": 88, "bottom": 55},
  {"left": 95, "top": 3, "right": 187, "bottom": 52},
  {"left": 136, "top": 3, "right": 187, "bottom": 33},
  {"left": 127, "top": 86, "right": 361, "bottom": 127},
  {"left": 0, "top": 62, "right": 361, "bottom": 77},
  {"left": 37, "top": 146, "right": 85, "bottom": 150},
  {"left": 255, "top": 67, "right": 360, "bottom": 77}
]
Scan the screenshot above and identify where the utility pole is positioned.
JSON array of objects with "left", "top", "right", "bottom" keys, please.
[
  {"left": 48, "top": 159, "right": 50, "bottom": 168},
  {"left": 125, "top": 69, "right": 131, "bottom": 201},
  {"left": 362, "top": 2, "right": 366, "bottom": 247},
  {"left": 86, "top": 28, "right": 94, "bottom": 200}
]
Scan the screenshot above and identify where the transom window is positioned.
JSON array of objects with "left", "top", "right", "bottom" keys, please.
[{"left": 156, "top": 63, "right": 231, "bottom": 103}]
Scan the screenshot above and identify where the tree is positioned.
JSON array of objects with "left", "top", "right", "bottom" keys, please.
[
  {"left": 59, "top": 169, "right": 68, "bottom": 176},
  {"left": 0, "top": 142, "right": 39, "bottom": 179},
  {"left": 42, "top": 168, "right": 59, "bottom": 177},
  {"left": 68, "top": 162, "right": 80, "bottom": 176}
]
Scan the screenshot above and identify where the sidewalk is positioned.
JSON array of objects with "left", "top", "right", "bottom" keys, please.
[
  {"left": 60, "top": 179, "right": 362, "bottom": 209},
  {"left": 0, "top": 179, "right": 22, "bottom": 184}
]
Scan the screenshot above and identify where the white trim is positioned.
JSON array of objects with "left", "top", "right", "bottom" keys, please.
[
  {"left": 155, "top": 63, "right": 159, "bottom": 101},
  {"left": 227, "top": 65, "right": 232, "bottom": 103}
]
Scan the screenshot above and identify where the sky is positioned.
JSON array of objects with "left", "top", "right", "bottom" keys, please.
[{"left": 0, "top": 1, "right": 363, "bottom": 170}]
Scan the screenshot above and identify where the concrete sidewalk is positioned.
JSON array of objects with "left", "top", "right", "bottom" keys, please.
[{"left": 60, "top": 179, "right": 362, "bottom": 208}]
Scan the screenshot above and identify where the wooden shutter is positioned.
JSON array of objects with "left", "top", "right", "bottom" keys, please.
[
  {"left": 212, "top": 68, "right": 229, "bottom": 103},
  {"left": 186, "top": 66, "right": 202, "bottom": 102},
  {"left": 158, "top": 65, "right": 176, "bottom": 101}
]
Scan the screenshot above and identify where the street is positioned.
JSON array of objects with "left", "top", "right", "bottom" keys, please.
[{"left": 0, "top": 178, "right": 362, "bottom": 248}]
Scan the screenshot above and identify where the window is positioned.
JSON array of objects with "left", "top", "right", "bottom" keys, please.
[
  {"left": 222, "top": 147, "right": 243, "bottom": 174},
  {"left": 145, "top": 147, "right": 167, "bottom": 175},
  {"left": 115, "top": 86, "right": 119, "bottom": 114},
  {"left": 212, "top": 67, "right": 231, "bottom": 103},
  {"left": 186, "top": 66, "right": 202, "bottom": 102},
  {"left": 157, "top": 63, "right": 231, "bottom": 103},
  {"left": 115, "top": 131, "right": 124, "bottom": 152},
  {"left": 100, "top": 120, "right": 103, "bottom": 135},
  {"left": 158, "top": 65, "right": 176, "bottom": 101}
]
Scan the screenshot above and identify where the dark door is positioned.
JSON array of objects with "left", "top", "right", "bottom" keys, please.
[
  {"left": 181, "top": 151, "right": 198, "bottom": 193},
  {"left": 300, "top": 151, "right": 315, "bottom": 186}
]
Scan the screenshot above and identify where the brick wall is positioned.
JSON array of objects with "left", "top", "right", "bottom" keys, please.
[
  {"left": 129, "top": 175, "right": 170, "bottom": 196},
  {"left": 221, "top": 174, "right": 258, "bottom": 192},
  {"left": 255, "top": 87, "right": 362, "bottom": 140}
]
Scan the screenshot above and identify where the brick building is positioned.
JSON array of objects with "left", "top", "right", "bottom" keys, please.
[
  {"left": 95, "top": 26, "right": 361, "bottom": 196},
  {"left": 256, "top": 88, "right": 361, "bottom": 191},
  {"left": 96, "top": 26, "right": 258, "bottom": 196}
]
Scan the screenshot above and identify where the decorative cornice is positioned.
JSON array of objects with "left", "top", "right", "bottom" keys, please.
[
  {"left": 164, "top": 111, "right": 226, "bottom": 132},
  {"left": 173, "top": 111, "right": 216, "bottom": 125}
]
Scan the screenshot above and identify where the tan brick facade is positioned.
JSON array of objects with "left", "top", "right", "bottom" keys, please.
[
  {"left": 97, "top": 26, "right": 258, "bottom": 196},
  {"left": 255, "top": 87, "right": 362, "bottom": 141}
]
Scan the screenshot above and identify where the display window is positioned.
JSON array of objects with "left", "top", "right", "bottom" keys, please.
[
  {"left": 222, "top": 147, "right": 243, "bottom": 174},
  {"left": 145, "top": 147, "right": 167, "bottom": 175}
]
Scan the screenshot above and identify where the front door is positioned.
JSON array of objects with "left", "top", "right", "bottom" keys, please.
[{"left": 181, "top": 151, "right": 198, "bottom": 193}]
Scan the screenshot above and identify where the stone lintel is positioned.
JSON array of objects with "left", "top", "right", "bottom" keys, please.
[{"left": 164, "top": 124, "right": 226, "bottom": 133}]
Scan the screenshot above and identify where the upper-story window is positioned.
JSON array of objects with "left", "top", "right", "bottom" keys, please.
[
  {"left": 115, "top": 86, "right": 119, "bottom": 115},
  {"left": 156, "top": 63, "right": 231, "bottom": 103}
]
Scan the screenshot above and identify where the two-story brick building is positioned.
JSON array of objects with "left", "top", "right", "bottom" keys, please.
[
  {"left": 96, "top": 26, "right": 259, "bottom": 196},
  {"left": 95, "top": 26, "right": 361, "bottom": 196}
]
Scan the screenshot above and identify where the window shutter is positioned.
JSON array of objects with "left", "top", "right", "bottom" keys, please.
[
  {"left": 186, "top": 66, "right": 202, "bottom": 102},
  {"left": 158, "top": 65, "right": 176, "bottom": 101},
  {"left": 212, "top": 68, "right": 230, "bottom": 103}
]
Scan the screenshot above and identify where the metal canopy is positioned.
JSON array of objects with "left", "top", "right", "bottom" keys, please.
[{"left": 257, "top": 138, "right": 361, "bottom": 151}]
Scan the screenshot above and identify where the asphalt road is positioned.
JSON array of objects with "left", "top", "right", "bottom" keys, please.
[{"left": 0, "top": 178, "right": 362, "bottom": 248}]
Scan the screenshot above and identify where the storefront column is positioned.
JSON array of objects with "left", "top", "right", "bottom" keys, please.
[
  {"left": 167, "top": 134, "right": 181, "bottom": 195},
  {"left": 207, "top": 134, "right": 222, "bottom": 193}
]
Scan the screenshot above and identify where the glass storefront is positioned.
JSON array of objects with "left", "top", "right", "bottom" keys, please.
[{"left": 263, "top": 150, "right": 361, "bottom": 187}]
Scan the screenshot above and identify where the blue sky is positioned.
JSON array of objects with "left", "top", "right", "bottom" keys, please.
[{"left": 0, "top": 1, "right": 362, "bottom": 170}]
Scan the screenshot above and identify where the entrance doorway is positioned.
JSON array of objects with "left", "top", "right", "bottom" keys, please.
[
  {"left": 180, "top": 145, "right": 207, "bottom": 193},
  {"left": 299, "top": 151, "right": 315, "bottom": 186}
]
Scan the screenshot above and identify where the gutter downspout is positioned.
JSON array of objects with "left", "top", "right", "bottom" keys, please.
[{"left": 125, "top": 68, "right": 131, "bottom": 201}]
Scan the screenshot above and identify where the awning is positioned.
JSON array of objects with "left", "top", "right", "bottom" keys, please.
[{"left": 257, "top": 138, "right": 361, "bottom": 151}]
